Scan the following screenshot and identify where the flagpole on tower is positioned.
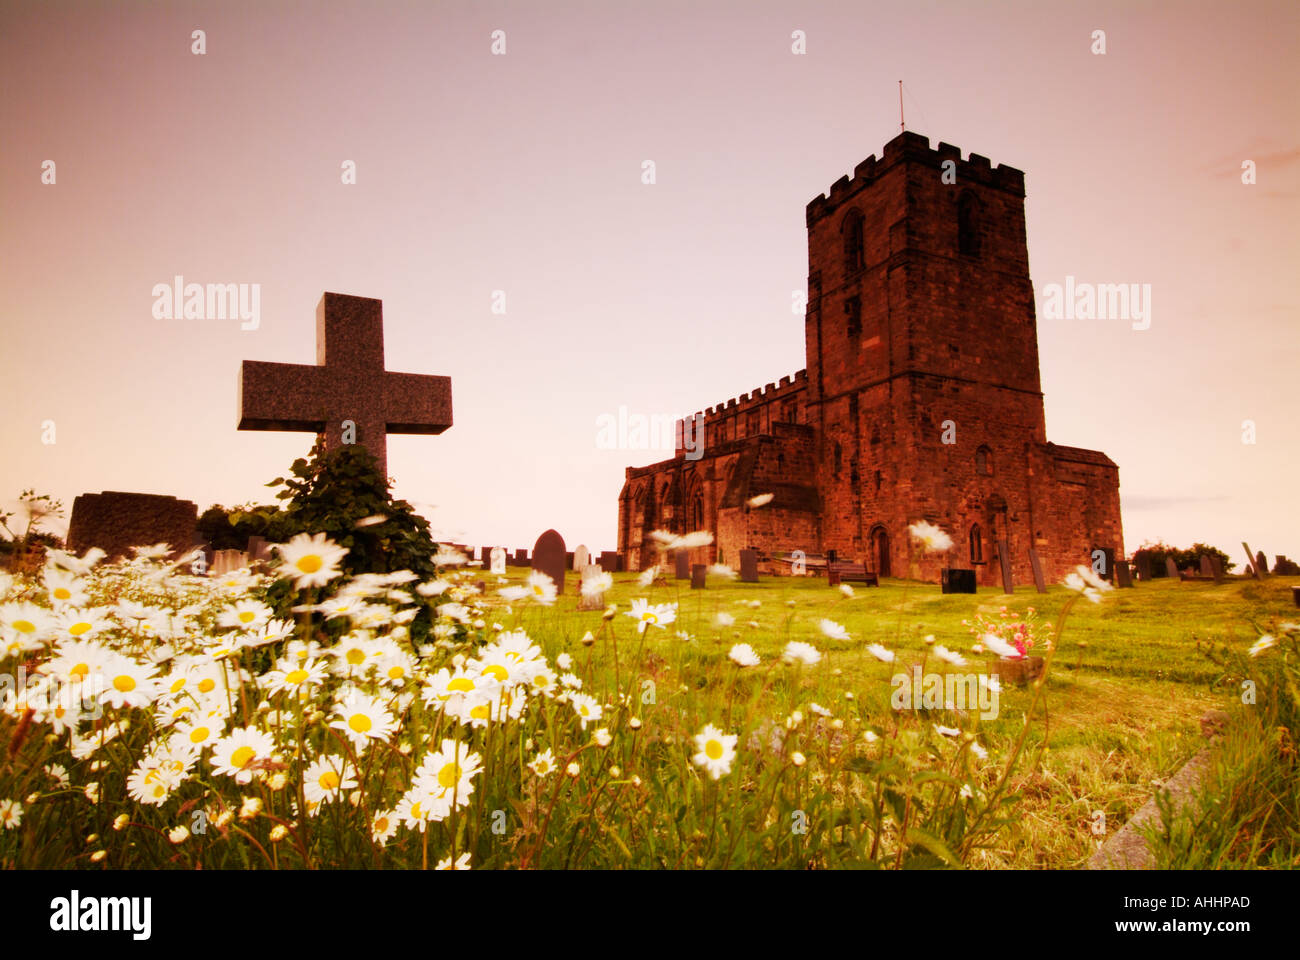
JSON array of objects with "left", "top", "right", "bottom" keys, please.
[{"left": 899, "top": 80, "right": 905, "bottom": 132}]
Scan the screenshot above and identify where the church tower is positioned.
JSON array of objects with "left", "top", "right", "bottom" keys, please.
[{"left": 804, "top": 132, "right": 1063, "bottom": 582}]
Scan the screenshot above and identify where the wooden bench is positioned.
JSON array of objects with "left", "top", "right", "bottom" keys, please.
[{"left": 827, "top": 561, "right": 879, "bottom": 587}]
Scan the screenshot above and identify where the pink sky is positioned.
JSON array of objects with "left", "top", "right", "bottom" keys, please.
[{"left": 2, "top": 0, "right": 1297, "bottom": 565}]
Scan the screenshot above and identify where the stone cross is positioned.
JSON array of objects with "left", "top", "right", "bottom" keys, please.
[{"left": 238, "top": 292, "right": 452, "bottom": 478}]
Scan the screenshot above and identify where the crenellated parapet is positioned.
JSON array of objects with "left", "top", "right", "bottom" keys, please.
[{"left": 806, "top": 131, "right": 1025, "bottom": 228}]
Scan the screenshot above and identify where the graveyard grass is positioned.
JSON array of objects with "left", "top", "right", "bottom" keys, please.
[
  {"left": 505, "top": 572, "right": 1289, "bottom": 868},
  {"left": 2, "top": 547, "right": 1294, "bottom": 870}
]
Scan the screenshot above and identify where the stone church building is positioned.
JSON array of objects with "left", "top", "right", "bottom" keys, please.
[{"left": 617, "top": 132, "right": 1123, "bottom": 585}]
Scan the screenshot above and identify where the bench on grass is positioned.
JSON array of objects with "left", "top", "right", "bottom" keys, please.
[{"left": 827, "top": 561, "right": 879, "bottom": 587}]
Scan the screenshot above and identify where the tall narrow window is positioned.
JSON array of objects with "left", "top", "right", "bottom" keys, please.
[
  {"left": 845, "top": 295, "right": 862, "bottom": 340},
  {"left": 976, "top": 445, "right": 993, "bottom": 476},
  {"left": 958, "top": 192, "right": 981, "bottom": 257},
  {"left": 969, "top": 524, "right": 984, "bottom": 563},
  {"left": 843, "top": 210, "right": 865, "bottom": 273}
]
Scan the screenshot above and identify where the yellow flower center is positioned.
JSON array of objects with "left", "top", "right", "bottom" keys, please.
[
  {"left": 296, "top": 555, "right": 323, "bottom": 574},
  {"left": 375, "top": 816, "right": 389, "bottom": 832},
  {"left": 152, "top": 784, "right": 166, "bottom": 799},
  {"left": 348, "top": 714, "right": 372, "bottom": 733},
  {"left": 229, "top": 746, "right": 255, "bottom": 769},
  {"left": 410, "top": 802, "right": 423, "bottom": 819},
  {"left": 70, "top": 663, "right": 89, "bottom": 678},
  {"left": 198, "top": 678, "right": 215, "bottom": 694},
  {"left": 705, "top": 740, "right": 723, "bottom": 760},
  {"left": 171, "top": 678, "right": 187, "bottom": 693},
  {"left": 69, "top": 622, "right": 91, "bottom": 636},
  {"left": 387, "top": 666, "right": 404, "bottom": 680},
  {"left": 446, "top": 677, "right": 474, "bottom": 693},
  {"left": 346, "top": 649, "right": 366, "bottom": 665},
  {"left": 286, "top": 669, "right": 309, "bottom": 685},
  {"left": 470, "top": 704, "right": 490, "bottom": 721},
  {"left": 318, "top": 770, "right": 340, "bottom": 791},
  {"left": 54, "top": 588, "right": 71, "bottom": 600},
  {"left": 482, "top": 665, "right": 508, "bottom": 682},
  {"left": 113, "top": 675, "right": 136, "bottom": 692},
  {"left": 238, "top": 611, "right": 255, "bottom": 623},
  {"left": 13, "top": 619, "right": 36, "bottom": 634},
  {"left": 189, "top": 727, "right": 210, "bottom": 744},
  {"left": 437, "top": 762, "right": 462, "bottom": 790}
]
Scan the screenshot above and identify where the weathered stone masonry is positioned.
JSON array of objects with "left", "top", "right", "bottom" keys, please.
[{"left": 619, "top": 132, "right": 1122, "bottom": 586}]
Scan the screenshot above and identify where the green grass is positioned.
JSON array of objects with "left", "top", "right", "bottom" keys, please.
[{"left": 491, "top": 570, "right": 1294, "bottom": 867}]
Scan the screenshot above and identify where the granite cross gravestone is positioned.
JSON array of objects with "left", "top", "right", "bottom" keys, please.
[
  {"left": 1027, "top": 548, "right": 1047, "bottom": 594},
  {"left": 66, "top": 491, "right": 198, "bottom": 562},
  {"left": 573, "top": 545, "right": 590, "bottom": 572},
  {"left": 691, "top": 564, "right": 707, "bottom": 589},
  {"left": 238, "top": 292, "right": 452, "bottom": 478},
  {"left": 739, "top": 548, "right": 759, "bottom": 583},
  {"left": 995, "top": 540, "right": 1014, "bottom": 594},
  {"left": 531, "top": 530, "right": 567, "bottom": 596}
]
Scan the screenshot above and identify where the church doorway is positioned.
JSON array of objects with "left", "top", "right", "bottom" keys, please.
[{"left": 869, "top": 525, "right": 890, "bottom": 578}]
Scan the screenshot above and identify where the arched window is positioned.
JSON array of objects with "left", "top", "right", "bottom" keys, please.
[
  {"left": 834, "top": 441, "right": 843, "bottom": 474},
  {"left": 969, "top": 524, "right": 984, "bottom": 563},
  {"left": 958, "top": 192, "right": 980, "bottom": 257},
  {"left": 975, "top": 445, "right": 993, "bottom": 476},
  {"left": 843, "top": 209, "right": 865, "bottom": 273}
]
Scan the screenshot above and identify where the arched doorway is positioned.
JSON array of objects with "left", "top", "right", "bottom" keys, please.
[{"left": 869, "top": 525, "right": 890, "bottom": 578}]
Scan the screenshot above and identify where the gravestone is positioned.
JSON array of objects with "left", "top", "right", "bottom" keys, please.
[
  {"left": 675, "top": 550, "right": 690, "bottom": 579},
  {"left": 573, "top": 545, "right": 590, "bottom": 572},
  {"left": 691, "top": 564, "right": 707, "bottom": 589},
  {"left": 1210, "top": 554, "right": 1225, "bottom": 584},
  {"left": 211, "top": 549, "right": 248, "bottom": 576},
  {"left": 1133, "top": 551, "right": 1152, "bottom": 581},
  {"left": 598, "top": 551, "right": 620, "bottom": 573},
  {"left": 1241, "top": 542, "right": 1263, "bottom": 579},
  {"left": 66, "top": 491, "right": 198, "bottom": 562},
  {"left": 1115, "top": 559, "right": 1133, "bottom": 588},
  {"left": 489, "top": 547, "right": 506, "bottom": 576},
  {"left": 246, "top": 536, "right": 272, "bottom": 563},
  {"left": 995, "top": 540, "right": 1014, "bottom": 594},
  {"left": 1199, "top": 555, "right": 1214, "bottom": 578},
  {"left": 940, "top": 568, "right": 977, "bottom": 594},
  {"left": 238, "top": 292, "right": 453, "bottom": 479},
  {"left": 1274, "top": 556, "right": 1300, "bottom": 576},
  {"left": 513, "top": 549, "right": 529, "bottom": 566},
  {"left": 1165, "top": 556, "right": 1180, "bottom": 579},
  {"left": 578, "top": 565, "right": 605, "bottom": 611},
  {"left": 1256, "top": 551, "right": 1269, "bottom": 578},
  {"left": 739, "top": 548, "right": 759, "bottom": 583},
  {"left": 531, "top": 529, "right": 567, "bottom": 596},
  {"left": 1027, "top": 548, "right": 1047, "bottom": 594}
]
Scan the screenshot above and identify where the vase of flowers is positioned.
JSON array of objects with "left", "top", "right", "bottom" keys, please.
[{"left": 966, "top": 606, "right": 1049, "bottom": 686}]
